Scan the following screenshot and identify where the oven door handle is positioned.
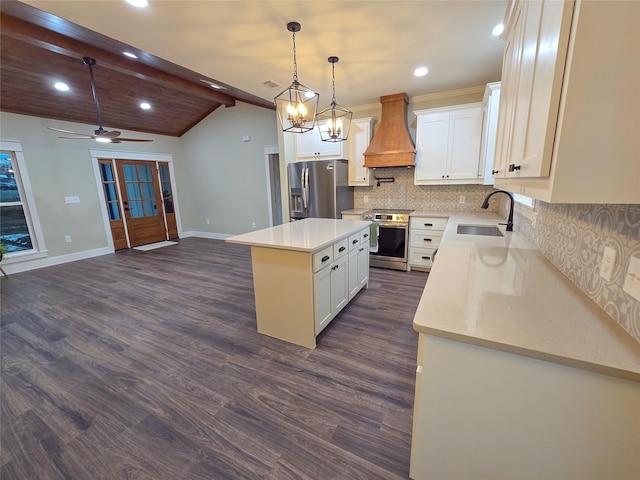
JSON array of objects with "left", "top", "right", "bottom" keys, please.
[{"left": 376, "top": 222, "right": 408, "bottom": 228}]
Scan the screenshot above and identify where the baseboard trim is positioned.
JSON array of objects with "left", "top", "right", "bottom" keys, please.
[
  {"left": 181, "top": 231, "right": 232, "bottom": 240},
  {"left": 1, "top": 246, "right": 113, "bottom": 275}
]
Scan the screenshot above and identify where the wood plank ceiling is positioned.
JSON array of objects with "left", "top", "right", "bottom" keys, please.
[{"left": 0, "top": 1, "right": 275, "bottom": 137}]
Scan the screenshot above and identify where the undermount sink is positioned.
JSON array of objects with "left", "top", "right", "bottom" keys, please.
[{"left": 456, "top": 224, "right": 504, "bottom": 237}]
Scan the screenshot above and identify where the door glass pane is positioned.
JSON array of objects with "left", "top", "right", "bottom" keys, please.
[
  {"left": 107, "top": 202, "right": 121, "bottom": 221},
  {"left": 130, "top": 200, "right": 144, "bottom": 218},
  {"left": 143, "top": 199, "right": 156, "bottom": 216},
  {"left": 139, "top": 165, "right": 152, "bottom": 182},
  {"left": 126, "top": 183, "right": 141, "bottom": 200},
  {"left": 123, "top": 164, "right": 138, "bottom": 181},
  {"left": 141, "top": 182, "right": 154, "bottom": 199},
  {"left": 100, "top": 163, "right": 114, "bottom": 182}
]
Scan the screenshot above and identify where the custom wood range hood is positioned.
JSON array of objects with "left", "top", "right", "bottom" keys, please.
[{"left": 363, "top": 93, "right": 416, "bottom": 168}]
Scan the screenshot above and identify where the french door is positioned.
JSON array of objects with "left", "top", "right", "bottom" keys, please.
[{"left": 98, "top": 159, "right": 178, "bottom": 249}]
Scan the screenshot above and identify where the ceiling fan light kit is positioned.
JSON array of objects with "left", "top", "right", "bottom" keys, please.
[
  {"left": 316, "top": 56, "right": 352, "bottom": 142},
  {"left": 274, "top": 21, "right": 319, "bottom": 134},
  {"left": 48, "top": 56, "right": 152, "bottom": 143}
]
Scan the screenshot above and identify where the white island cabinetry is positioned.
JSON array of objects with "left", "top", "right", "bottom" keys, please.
[{"left": 226, "top": 218, "right": 370, "bottom": 348}]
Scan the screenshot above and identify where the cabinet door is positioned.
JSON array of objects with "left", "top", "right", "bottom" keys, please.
[
  {"left": 348, "top": 249, "right": 359, "bottom": 300},
  {"left": 296, "top": 126, "right": 343, "bottom": 160},
  {"left": 331, "top": 255, "right": 349, "bottom": 314},
  {"left": 356, "top": 244, "right": 369, "bottom": 290},
  {"left": 447, "top": 107, "right": 483, "bottom": 180},
  {"left": 414, "top": 113, "right": 450, "bottom": 182},
  {"left": 348, "top": 118, "right": 375, "bottom": 186},
  {"left": 313, "top": 266, "right": 333, "bottom": 334}
]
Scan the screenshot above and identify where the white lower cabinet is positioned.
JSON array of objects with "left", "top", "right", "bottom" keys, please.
[
  {"left": 313, "top": 227, "right": 368, "bottom": 335},
  {"left": 409, "top": 216, "right": 448, "bottom": 271}
]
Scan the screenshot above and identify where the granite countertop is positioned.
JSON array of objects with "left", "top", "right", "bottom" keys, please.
[
  {"left": 412, "top": 211, "right": 640, "bottom": 382},
  {"left": 225, "top": 218, "right": 371, "bottom": 253}
]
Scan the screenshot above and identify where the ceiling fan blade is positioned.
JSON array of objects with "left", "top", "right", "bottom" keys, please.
[
  {"left": 57, "top": 136, "right": 95, "bottom": 140},
  {"left": 117, "top": 138, "right": 154, "bottom": 142},
  {"left": 47, "top": 127, "right": 91, "bottom": 136}
]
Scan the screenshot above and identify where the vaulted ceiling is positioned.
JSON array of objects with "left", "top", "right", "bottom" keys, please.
[{"left": 0, "top": 0, "right": 507, "bottom": 138}]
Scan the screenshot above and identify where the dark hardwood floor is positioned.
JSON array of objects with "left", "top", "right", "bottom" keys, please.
[{"left": 0, "top": 237, "right": 428, "bottom": 479}]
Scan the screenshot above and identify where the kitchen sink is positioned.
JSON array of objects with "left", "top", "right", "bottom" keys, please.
[{"left": 456, "top": 224, "right": 504, "bottom": 237}]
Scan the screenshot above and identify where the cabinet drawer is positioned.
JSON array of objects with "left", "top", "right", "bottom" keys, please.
[
  {"left": 410, "top": 217, "right": 448, "bottom": 231},
  {"left": 410, "top": 247, "right": 437, "bottom": 269},
  {"left": 313, "top": 245, "right": 334, "bottom": 272},
  {"left": 348, "top": 233, "right": 361, "bottom": 251},
  {"left": 410, "top": 230, "right": 443, "bottom": 248},
  {"left": 360, "top": 227, "right": 371, "bottom": 245},
  {"left": 333, "top": 238, "right": 349, "bottom": 258}
]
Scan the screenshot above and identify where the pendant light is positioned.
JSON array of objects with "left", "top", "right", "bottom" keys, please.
[
  {"left": 316, "top": 56, "right": 352, "bottom": 142},
  {"left": 274, "top": 21, "right": 319, "bottom": 134}
]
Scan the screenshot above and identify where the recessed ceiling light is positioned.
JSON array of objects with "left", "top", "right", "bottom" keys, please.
[
  {"left": 492, "top": 23, "right": 504, "bottom": 36},
  {"left": 123, "top": 51, "right": 138, "bottom": 59},
  {"left": 140, "top": 102, "right": 151, "bottom": 110},
  {"left": 54, "top": 82, "right": 70, "bottom": 91},
  {"left": 414, "top": 67, "right": 429, "bottom": 77},
  {"left": 125, "top": 0, "right": 148, "bottom": 7}
]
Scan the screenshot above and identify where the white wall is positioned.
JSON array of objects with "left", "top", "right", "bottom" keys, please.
[{"left": 180, "top": 102, "right": 278, "bottom": 236}]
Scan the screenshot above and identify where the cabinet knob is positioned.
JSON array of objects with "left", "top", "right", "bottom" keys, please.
[{"left": 492, "top": 169, "right": 500, "bottom": 175}]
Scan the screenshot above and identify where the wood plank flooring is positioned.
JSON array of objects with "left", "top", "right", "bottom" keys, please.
[{"left": 0, "top": 237, "right": 428, "bottom": 479}]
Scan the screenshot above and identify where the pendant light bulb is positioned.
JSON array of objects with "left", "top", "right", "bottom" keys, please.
[{"left": 274, "top": 21, "right": 319, "bottom": 134}]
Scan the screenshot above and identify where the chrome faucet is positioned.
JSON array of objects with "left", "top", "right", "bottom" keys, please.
[{"left": 481, "top": 189, "right": 514, "bottom": 232}]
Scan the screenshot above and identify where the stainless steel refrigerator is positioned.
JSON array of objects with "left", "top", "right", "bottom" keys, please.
[{"left": 288, "top": 159, "right": 353, "bottom": 220}]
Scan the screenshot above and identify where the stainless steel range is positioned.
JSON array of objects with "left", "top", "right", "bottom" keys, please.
[{"left": 363, "top": 209, "right": 414, "bottom": 271}]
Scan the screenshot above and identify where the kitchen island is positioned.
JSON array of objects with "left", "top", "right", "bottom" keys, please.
[
  {"left": 226, "top": 218, "right": 371, "bottom": 348},
  {"left": 408, "top": 212, "right": 640, "bottom": 480}
]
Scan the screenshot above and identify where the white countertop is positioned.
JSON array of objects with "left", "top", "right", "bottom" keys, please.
[
  {"left": 412, "top": 212, "right": 640, "bottom": 382},
  {"left": 225, "top": 218, "right": 371, "bottom": 253},
  {"left": 341, "top": 208, "right": 370, "bottom": 216}
]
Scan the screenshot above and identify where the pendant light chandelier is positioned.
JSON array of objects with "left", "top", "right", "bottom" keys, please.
[
  {"left": 316, "top": 56, "right": 352, "bottom": 142},
  {"left": 274, "top": 21, "right": 319, "bottom": 134}
]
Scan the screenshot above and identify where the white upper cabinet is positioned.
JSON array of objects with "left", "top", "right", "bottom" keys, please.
[
  {"left": 494, "top": 0, "right": 640, "bottom": 203},
  {"left": 348, "top": 117, "right": 376, "bottom": 186},
  {"left": 479, "top": 82, "right": 501, "bottom": 185},
  {"left": 296, "top": 125, "right": 344, "bottom": 160},
  {"left": 414, "top": 104, "right": 483, "bottom": 185}
]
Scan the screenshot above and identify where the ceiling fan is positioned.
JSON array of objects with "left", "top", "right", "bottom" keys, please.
[{"left": 48, "top": 57, "right": 152, "bottom": 143}]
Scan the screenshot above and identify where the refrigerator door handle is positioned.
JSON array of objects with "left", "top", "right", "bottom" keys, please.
[
  {"left": 301, "top": 167, "right": 307, "bottom": 209},
  {"left": 304, "top": 167, "right": 310, "bottom": 210}
]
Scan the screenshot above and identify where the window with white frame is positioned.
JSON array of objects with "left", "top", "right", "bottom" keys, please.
[{"left": 0, "top": 142, "right": 46, "bottom": 257}]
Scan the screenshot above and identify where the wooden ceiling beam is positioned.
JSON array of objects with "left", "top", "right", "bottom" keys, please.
[{"left": 0, "top": 12, "right": 237, "bottom": 107}]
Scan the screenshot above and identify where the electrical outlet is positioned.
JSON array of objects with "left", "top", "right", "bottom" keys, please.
[
  {"left": 64, "top": 235, "right": 72, "bottom": 243},
  {"left": 364, "top": 195, "right": 369, "bottom": 204},
  {"left": 206, "top": 219, "right": 210, "bottom": 225},
  {"left": 252, "top": 222, "right": 256, "bottom": 229},
  {"left": 64, "top": 196, "right": 80, "bottom": 204},
  {"left": 599, "top": 246, "right": 617, "bottom": 281},
  {"left": 458, "top": 195, "right": 466, "bottom": 204},
  {"left": 623, "top": 256, "right": 640, "bottom": 301}
]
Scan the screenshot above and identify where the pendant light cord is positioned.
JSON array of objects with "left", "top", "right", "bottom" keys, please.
[
  {"left": 331, "top": 61, "right": 337, "bottom": 106},
  {"left": 291, "top": 31, "right": 298, "bottom": 83}
]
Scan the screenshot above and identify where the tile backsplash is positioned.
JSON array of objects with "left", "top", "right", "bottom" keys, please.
[
  {"left": 512, "top": 202, "right": 640, "bottom": 343},
  {"left": 353, "top": 168, "right": 498, "bottom": 212}
]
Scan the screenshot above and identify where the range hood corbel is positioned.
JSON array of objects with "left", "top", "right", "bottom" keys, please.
[{"left": 363, "top": 93, "right": 416, "bottom": 168}]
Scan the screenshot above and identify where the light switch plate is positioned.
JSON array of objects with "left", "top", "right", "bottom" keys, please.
[
  {"left": 623, "top": 256, "right": 640, "bottom": 301},
  {"left": 64, "top": 196, "right": 80, "bottom": 204},
  {"left": 599, "top": 246, "right": 617, "bottom": 281}
]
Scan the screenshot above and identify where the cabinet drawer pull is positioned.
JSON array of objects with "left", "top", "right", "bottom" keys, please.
[
  {"left": 423, "top": 238, "right": 432, "bottom": 242},
  {"left": 322, "top": 255, "right": 330, "bottom": 262},
  {"left": 421, "top": 256, "right": 431, "bottom": 260},
  {"left": 358, "top": 247, "right": 364, "bottom": 252},
  {"left": 509, "top": 164, "right": 521, "bottom": 172},
  {"left": 363, "top": 233, "right": 369, "bottom": 238},
  {"left": 352, "top": 239, "right": 359, "bottom": 245},
  {"left": 424, "top": 223, "right": 433, "bottom": 227},
  {"left": 339, "top": 246, "right": 346, "bottom": 252}
]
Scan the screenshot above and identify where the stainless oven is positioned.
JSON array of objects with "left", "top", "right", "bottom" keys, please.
[{"left": 363, "top": 209, "right": 413, "bottom": 271}]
